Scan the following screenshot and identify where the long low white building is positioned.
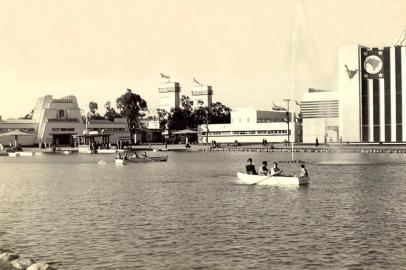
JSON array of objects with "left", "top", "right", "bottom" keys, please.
[{"left": 198, "top": 108, "right": 301, "bottom": 144}]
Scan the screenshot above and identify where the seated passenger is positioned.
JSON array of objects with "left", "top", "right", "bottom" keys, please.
[
  {"left": 299, "top": 164, "right": 308, "bottom": 177},
  {"left": 258, "top": 161, "right": 269, "bottom": 176},
  {"left": 270, "top": 162, "right": 283, "bottom": 176},
  {"left": 246, "top": 158, "right": 257, "bottom": 175}
]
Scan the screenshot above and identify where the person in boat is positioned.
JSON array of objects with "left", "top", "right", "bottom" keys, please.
[
  {"left": 117, "top": 153, "right": 122, "bottom": 160},
  {"left": 300, "top": 164, "right": 308, "bottom": 177},
  {"left": 258, "top": 161, "right": 269, "bottom": 176},
  {"left": 142, "top": 151, "right": 148, "bottom": 158},
  {"left": 246, "top": 158, "right": 257, "bottom": 175},
  {"left": 131, "top": 152, "right": 140, "bottom": 159},
  {"left": 270, "top": 162, "right": 283, "bottom": 176}
]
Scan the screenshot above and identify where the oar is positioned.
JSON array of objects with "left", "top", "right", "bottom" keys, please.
[
  {"left": 142, "top": 156, "right": 156, "bottom": 162},
  {"left": 251, "top": 174, "right": 273, "bottom": 185}
]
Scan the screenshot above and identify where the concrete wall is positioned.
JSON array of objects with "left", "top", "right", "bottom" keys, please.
[{"left": 338, "top": 44, "right": 363, "bottom": 142}]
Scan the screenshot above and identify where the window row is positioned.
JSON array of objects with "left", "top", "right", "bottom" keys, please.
[
  {"left": 202, "top": 130, "right": 288, "bottom": 136},
  {"left": 0, "top": 128, "right": 36, "bottom": 133}
]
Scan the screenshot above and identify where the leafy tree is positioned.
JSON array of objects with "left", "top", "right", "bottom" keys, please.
[
  {"left": 210, "top": 102, "right": 231, "bottom": 124},
  {"left": 19, "top": 109, "right": 34, "bottom": 120},
  {"left": 193, "top": 106, "right": 210, "bottom": 126},
  {"left": 167, "top": 95, "right": 195, "bottom": 130},
  {"left": 116, "top": 88, "right": 148, "bottom": 142},
  {"left": 180, "top": 95, "right": 193, "bottom": 112},
  {"left": 156, "top": 108, "right": 168, "bottom": 130},
  {"left": 104, "top": 101, "right": 120, "bottom": 121},
  {"left": 88, "top": 101, "right": 104, "bottom": 119},
  {"left": 166, "top": 97, "right": 231, "bottom": 130}
]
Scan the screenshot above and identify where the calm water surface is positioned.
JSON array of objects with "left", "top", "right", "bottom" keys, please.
[{"left": 1, "top": 151, "right": 406, "bottom": 269}]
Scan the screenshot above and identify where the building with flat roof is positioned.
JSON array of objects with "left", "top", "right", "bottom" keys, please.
[
  {"left": 87, "top": 118, "right": 131, "bottom": 143},
  {"left": 301, "top": 89, "right": 339, "bottom": 143},
  {"left": 198, "top": 108, "right": 300, "bottom": 144}
]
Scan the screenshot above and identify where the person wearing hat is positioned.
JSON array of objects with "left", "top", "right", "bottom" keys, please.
[
  {"left": 245, "top": 158, "right": 257, "bottom": 175},
  {"left": 258, "top": 161, "right": 270, "bottom": 176}
]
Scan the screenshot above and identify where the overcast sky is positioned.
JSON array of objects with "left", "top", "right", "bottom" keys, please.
[{"left": 0, "top": 0, "right": 405, "bottom": 118}]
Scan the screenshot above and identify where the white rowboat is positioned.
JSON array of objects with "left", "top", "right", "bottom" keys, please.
[{"left": 236, "top": 172, "right": 309, "bottom": 187}]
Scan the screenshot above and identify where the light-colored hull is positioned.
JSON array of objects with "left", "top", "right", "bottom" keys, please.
[
  {"left": 97, "top": 149, "right": 117, "bottom": 154},
  {"left": 43, "top": 150, "right": 74, "bottom": 155},
  {"left": 8, "top": 152, "right": 36, "bottom": 157},
  {"left": 115, "top": 159, "right": 126, "bottom": 165},
  {"left": 236, "top": 172, "right": 309, "bottom": 187}
]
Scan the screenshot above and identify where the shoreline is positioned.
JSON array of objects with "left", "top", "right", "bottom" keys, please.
[{"left": 3, "top": 143, "right": 406, "bottom": 155}]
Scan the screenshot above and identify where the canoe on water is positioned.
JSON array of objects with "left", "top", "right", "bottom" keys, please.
[
  {"left": 127, "top": 155, "right": 168, "bottom": 163},
  {"left": 236, "top": 172, "right": 309, "bottom": 187},
  {"left": 115, "top": 155, "right": 168, "bottom": 165}
]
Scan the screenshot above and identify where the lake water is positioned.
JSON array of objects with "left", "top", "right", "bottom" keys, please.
[{"left": 1, "top": 151, "right": 406, "bottom": 269}]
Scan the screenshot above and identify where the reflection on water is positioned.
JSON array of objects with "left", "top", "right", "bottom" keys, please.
[{"left": 0, "top": 152, "right": 406, "bottom": 269}]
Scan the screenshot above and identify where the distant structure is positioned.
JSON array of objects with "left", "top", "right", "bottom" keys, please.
[
  {"left": 0, "top": 95, "right": 85, "bottom": 145},
  {"left": 300, "top": 43, "right": 406, "bottom": 143},
  {"left": 198, "top": 108, "right": 300, "bottom": 144},
  {"left": 158, "top": 82, "right": 181, "bottom": 113},
  {"left": 192, "top": 85, "right": 213, "bottom": 110},
  {"left": 301, "top": 89, "right": 339, "bottom": 143},
  {"left": 0, "top": 95, "right": 131, "bottom": 146}
]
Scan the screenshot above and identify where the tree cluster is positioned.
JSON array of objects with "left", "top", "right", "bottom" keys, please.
[
  {"left": 87, "top": 88, "right": 148, "bottom": 141},
  {"left": 164, "top": 95, "right": 231, "bottom": 131}
]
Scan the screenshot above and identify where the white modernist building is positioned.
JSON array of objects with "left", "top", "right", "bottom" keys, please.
[
  {"left": 198, "top": 108, "right": 300, "bottom": 144},
  {"left": 301, "top": 89, "right": 339, "bottom": 143},
  {"left": 302, "top": 43, "right": 406, "bottom": 143},
  {"left": 0, "top": 95, "right": 84, "bottom": 146},
  {"left": 0, "top": 95, "right": 131, "bottom": 146}
]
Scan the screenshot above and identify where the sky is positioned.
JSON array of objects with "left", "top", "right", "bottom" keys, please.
[{"left": 0, "top": 0, "right": 405, "bottom": 119}]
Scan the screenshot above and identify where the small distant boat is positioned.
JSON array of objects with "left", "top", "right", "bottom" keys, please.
[
  {"left": 43, "top": 149, "right": 74, "bottom": 155},
  {"left": 127, "top": 155, "right": 168, "bottom": 163},
  {"left": 153, "top": 148, "right": 168, "bottom": 152},
  {"left": 236, "top": 172, "right": 309, "bottom": 187},
  {"left": 8, "top": 152, "right": 35, "bottom": 157}
]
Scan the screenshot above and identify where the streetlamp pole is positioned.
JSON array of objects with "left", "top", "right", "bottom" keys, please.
[
  {"left": 206, "top": 109, "right": 209, "bottom": 147},
  {"left": 283, "top": 99, "right": 291, "bottom": 143}
]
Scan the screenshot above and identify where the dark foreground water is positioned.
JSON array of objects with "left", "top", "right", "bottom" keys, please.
[{"left": 1, "top": 151, "right": 406, "bottom": 270}]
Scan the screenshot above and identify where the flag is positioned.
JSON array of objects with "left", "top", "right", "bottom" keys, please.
[
  {"left": 193, "top": 77, "right": 201, "bottom": 85},
  {"left": 360, "top": 46, "right": 406, "bottom": 143},
  {"left": 272, "top": 103, "right": 286, "bottom": 111},
  {"left": 160, "top": 73, "right": 170, "bottom": 79},
  {"left": 361, "top": 48, "right": 385, "bottom": 80}
]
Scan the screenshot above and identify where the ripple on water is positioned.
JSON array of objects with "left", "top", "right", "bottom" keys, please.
[{"left": 1, "top": 152, "right": 406, "bottom": 269}]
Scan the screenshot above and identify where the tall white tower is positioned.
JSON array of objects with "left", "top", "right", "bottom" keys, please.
[
  {"left": 192, "top": 85, "right": 213, "bottom": 110},
  {"left": 158, "top": 82, "right": 181, "bottom": 113}
]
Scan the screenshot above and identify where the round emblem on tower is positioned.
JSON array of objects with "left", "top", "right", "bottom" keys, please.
[{"left": 363, "top": 55, "right": 383, "bottom": 75}]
